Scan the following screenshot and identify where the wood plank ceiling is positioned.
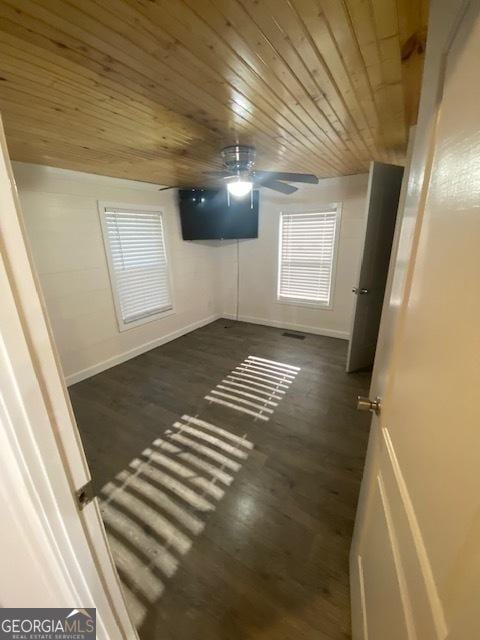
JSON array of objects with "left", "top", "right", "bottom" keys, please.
[{"left": 0, "top": 0, "right": 428, "bottom": 185}]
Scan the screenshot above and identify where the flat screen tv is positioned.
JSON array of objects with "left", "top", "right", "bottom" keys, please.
[{"left": 178, "top": 188, "right": 259, "bottom": 240}]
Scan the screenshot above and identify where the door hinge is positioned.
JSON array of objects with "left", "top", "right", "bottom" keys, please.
[{"left": 76, "top": 481, "right": 94, "bottom": 510}]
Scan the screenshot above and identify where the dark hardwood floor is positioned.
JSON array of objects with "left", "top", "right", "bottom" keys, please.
[{"left": 69, "top": 319, "right": 371, "bottom": 640}]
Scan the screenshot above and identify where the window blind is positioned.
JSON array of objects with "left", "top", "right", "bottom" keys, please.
[
  {"left": 103, "top": 208, "right": 172, "bottom": 326},
  {"left": 278, "top": 210, "right": 338, "bottom": 305}
]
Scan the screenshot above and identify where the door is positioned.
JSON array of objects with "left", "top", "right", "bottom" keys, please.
[
  {"left": 0, "top": 115, "right": 136, "bottom": 638},
  {"left": 346, "top": 162, "right": 403, "bottom": 372},
  {"left": 350, "top": 1, "right": 480, "bottom": 639}
]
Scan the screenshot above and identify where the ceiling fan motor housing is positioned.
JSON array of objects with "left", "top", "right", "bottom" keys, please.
[{"left": 221, "top": 145, "right": 256, "bottom": 177}]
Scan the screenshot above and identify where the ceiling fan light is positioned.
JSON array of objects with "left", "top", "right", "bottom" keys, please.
[{"left": 227, "top": 179, "right": 253, "bottom": 198}]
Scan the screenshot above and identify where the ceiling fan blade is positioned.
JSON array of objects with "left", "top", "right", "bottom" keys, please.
[
  {"left": 203, "top": 170, "right": 232, "bottom": 178},
  {"left": 261, "top": 179, "right": 298, "bottom": 195},
  {"left": 254, "top": 171, "right": 318, "bottom": 184}
]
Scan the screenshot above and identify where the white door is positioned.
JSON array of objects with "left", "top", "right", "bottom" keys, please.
[
  {"left": 0, "top": 115, "right": 136, "bottom": 639},
  {"left": 346, "top": 162, "right": 403, "bottom": 373},
  {"left": 350, "top": 1, "right": 480, "bottom": 639}
]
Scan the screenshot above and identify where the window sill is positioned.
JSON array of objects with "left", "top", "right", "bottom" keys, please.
[
  {"left": 117, "top": 307, "right": 175, "bottom": 332},
  {"left": 275, "top": 297, "right": 333, "bottom": 311}
]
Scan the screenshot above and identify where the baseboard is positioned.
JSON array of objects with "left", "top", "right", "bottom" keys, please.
[
  {"left": 221, "top": 313, "right": 350, "bottom": 340},
  {"left": 65, "top": 312, "right": 348, "bottom": 385},
  {"left": 65, "top": 313, "right": 222, "bottom": 386}
]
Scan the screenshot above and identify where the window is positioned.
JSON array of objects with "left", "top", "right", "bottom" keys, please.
[
  {"left": 277, "top": 208, "right": 340, "bottom": 307},
  {"left": 99, "top": 204, "right": 173, "bottom": 330}
]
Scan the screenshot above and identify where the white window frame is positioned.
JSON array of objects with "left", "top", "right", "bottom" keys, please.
[
  {"left": 98, "top": 201, "right": 175, "bottom": 332},
  {"left": 275, "top": 203, "right": 342, "bottom": 310}
]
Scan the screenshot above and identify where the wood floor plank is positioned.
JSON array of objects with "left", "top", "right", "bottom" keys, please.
[{"left": 69, "top": 319, "right": 371, "bottom": 639}]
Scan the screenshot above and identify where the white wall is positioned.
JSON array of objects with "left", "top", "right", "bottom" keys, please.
[
  {"left": 16, "top": 163, "right": 368, "bottom": 385},
  {"left": 14, "top": 162, "right": 222, "bottom": 384},
  {"left": 218, "top": 174, "right": 369, "bottom": 339}
]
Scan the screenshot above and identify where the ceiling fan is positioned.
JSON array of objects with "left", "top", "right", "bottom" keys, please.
[{"left": 204, "top": 145, "right": 319, "bottom": 197}]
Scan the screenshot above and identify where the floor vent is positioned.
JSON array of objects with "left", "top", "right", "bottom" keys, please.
[{"left": 282, "top": 331, "right": 306, "bottom": 340}]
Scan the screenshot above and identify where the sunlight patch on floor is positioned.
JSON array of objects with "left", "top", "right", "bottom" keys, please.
[
  {"left": 98, "top": 414, "right": 253, "bottom": 627},
  {"left": 98, "top": 355, "right": 299, "bottom": 628},
  {"left": 205, "top": 355, "right": 300, "bottom": 421}
]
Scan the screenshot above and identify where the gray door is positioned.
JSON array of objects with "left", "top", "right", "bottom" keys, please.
[{"left": 346, "top": 162, "right": 403, "bottom": 373}]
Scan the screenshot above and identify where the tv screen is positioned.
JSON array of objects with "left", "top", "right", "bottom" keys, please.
[{"left": 178, "top": 188, "right": 259, "bottom": 240}]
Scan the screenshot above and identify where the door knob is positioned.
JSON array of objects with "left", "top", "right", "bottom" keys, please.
[
  {"left": 357, "top": 396, "right": 381, "bottom": 415},
  {"left": 352, "top": 287, "right": 369, "bottom": 295}
]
